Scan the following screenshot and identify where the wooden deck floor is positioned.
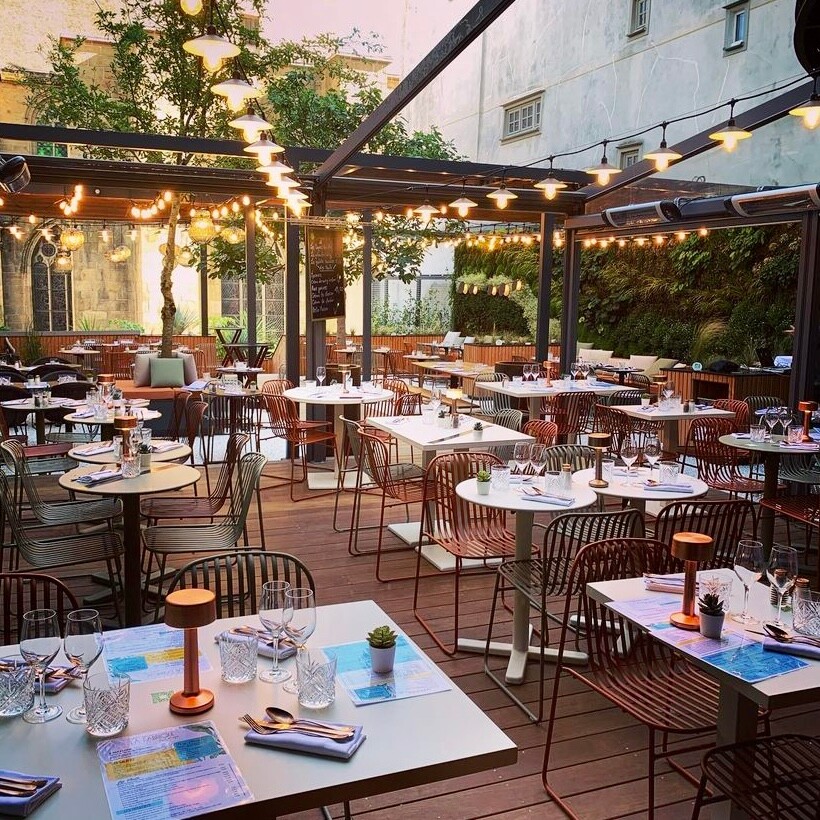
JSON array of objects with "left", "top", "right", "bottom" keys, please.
[{"left": 20, "top": 458, "right": 820, "bottom": 820}]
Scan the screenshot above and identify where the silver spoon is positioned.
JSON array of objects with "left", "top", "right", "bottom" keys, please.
[
  {"left": 763, "top": 622, "right": 820, "bottom": 647},
  {"left": 265, "top": 706, "right": 354, "bottom": 733}
]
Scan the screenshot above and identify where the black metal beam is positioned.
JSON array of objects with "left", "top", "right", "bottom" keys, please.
[
  {"left": 791, "top": 211, "right": 820, "bottom": 405},
  {"left": 199, "top": 244, "right": 209, "bottom": 336},
  {"left": 244, "top": 208, "right": 257, "bottom": 353},
  {"left": 535, "top": 213, "right": 555, "bottom": 362},
  {"left": 362, "top": 210, "right": 373, "bottom": 381},
  {"left": 312, "top": 0, "right": 519, "bottom": 188},
  {"left": 285, "top": 219, "right": 300, "bottom": 387},
  {"left": 559, "top": 230, "right": 581, "bottom": 374},
  {"left": 583, "top": 80, "right": 815, "bottom": 202}
]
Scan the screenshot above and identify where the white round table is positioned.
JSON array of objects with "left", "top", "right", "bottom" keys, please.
[
  {"left": 69, "top": 440, "right": 192, "bottom": 465},
  {"left": 574, "top": 466, "right": 708, "bottom": 514},
  {"left": 284, "top": 385, "right": 394, "bottom": 489},
  {"left": 63, "top": 408, "right": 161, "bottom": 442},
  {"left": 455, "top": 477, "right": 596, "bottom": 683},
  {"left": 59, "top": 463, "right": 201, "bottom": 627}
]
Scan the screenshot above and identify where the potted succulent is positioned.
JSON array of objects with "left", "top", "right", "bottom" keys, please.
[
  {"left": 137, "top": 442, "right": 151, "bottom": 473},
  {"left": 437, "top": 409, "right": 449, "bottom": 428},
  {"left": 367, "top": 625, "right": 398, "bottom": 674},
  {"left": 476, "top": 468, "right": 491, "bottom": 495},
  {"left": 640, "top": 393, "right": 651, "bottom": 406},
  {"left": 473, "top": 421, "right": 484, "bottom": 437},
  {"left": 698, "top": 592, "right": 726, "bottom": 639}
]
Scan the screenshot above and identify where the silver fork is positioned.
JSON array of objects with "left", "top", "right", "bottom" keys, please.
[{"left": 240, "top": 714, "right": 352, "bottom": 741}]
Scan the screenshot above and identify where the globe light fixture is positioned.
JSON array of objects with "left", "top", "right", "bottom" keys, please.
[
  {"left": 60, "top": 226, "right": 85, "bottom": 251},
  {"left": 183, "top": 26, "right": 240, "bottom": 73},
  {"left": 54, "top": 250, "right": 72, "bottom": 271},
  {"left": 180, "top": 0, "right": 203, "bottom": 15},
  {"left": 188, "top": 209, "right": 217, "bottom": 243},
  {"left": 220, "top": 225, "right": 245, "bottom": 245}
]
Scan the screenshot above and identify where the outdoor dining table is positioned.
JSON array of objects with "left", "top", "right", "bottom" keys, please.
[
  {"left": 366, "top": 413, "right": 535, "bottom": 566},
  {"left": 573, "top": 466, "right": 709, "bottom": 514},
  {"left": 455, "top": 476, "right": 597, "bottom": 681},
  {"left": 68, "top": 440, "right": 192, "bottom": 464},
  {"left": 588, "top": 569, "right": 820, "bottom": 819},
  {"left": 0, "top": 396, "right": 83, "bottom": 445},
  {"left": 594, "top": 365, "right": 641, "bottom": 384},
  {"left": 283, "top": 384, "right": 394, "bottom": 489},
  {"left": 719, "top": 433, "right": 820, "bottom": 549},
  {"left": 477, "top": 378, "right": 622, "bottom": 420},
  {"left": 59, "top": 462, "right": 200, "bottom": 627},
  {"left": 0, "top": 600, "right": 516, "bottom": 819},
  {"left": 614, "top": 403, "right": 736, "bottom": 452},
  {"left": 213, "top": 365, "right": 264, "bottom": 386},
  {"left": 413, "top": 360, "right": 492, "bottom": 391},
  {"left": 63, "top": 407, "right": 161, "bottom": 443},
  {"left": 58, "top": 346, "right": 102, "bottom": 365}
]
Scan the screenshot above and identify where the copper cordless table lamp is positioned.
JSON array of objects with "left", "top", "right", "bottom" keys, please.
[
  {"left": 165, "top": 588, "right": 217, "bottom": 715},
  {"left": 799, "top": 401, "right": 818, "bottom": 442},
  {"left": 587, "top": 432, "right": 611, "bottom": 488},
  {"left": 669, "top": 532, "right": 714, "bottom": 630}
]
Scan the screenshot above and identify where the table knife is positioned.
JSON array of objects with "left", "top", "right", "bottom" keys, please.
[{"left": 429, "top": 429, "right": 479, "bottom": 444}]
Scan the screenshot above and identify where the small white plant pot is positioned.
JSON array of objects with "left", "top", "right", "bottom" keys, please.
[
  {"left": 369, "top": 645, "right": 396, "bottom": 674},
  {"left": 699, "top": 612, "right": 724, "bottom": 639},
  {"left": 641, "top": 398, "right": 651, "bottom": 406},
  {"left": 476, "top": 480, "right": 490, "bottom": 496},
  {"left": 140, "top": 454, "right": 152, "bottom": 473}
]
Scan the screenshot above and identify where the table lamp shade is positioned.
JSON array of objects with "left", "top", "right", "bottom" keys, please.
[
  {"left": 588, "top": 432, "right": 611, "bottom": 450},
  {"left": 165, "top": 588, "right": 217, "bottom": 629},
  {"left": 670, "top": 532, "right": 714, "bottom": 631},
  {"left": 165, "top": 589, "right": 217, "bottom": 715}
]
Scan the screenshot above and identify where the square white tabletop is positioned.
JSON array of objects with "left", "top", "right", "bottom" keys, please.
[
  {"left": 478, "top": 380, "right": 623, "bottom": 399},
  {"left": 612, "top": 404, "right": 736, "bottom": 421},
  {"left": 0, "top": 601, "right": 516, "bottom": 819}
]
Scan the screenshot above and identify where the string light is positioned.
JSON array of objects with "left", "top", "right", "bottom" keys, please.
[
  {"left": 644, "top": 123, "right": 682, "bottom": 171},
  {"left": 534, "top": 157, "right": 568, "bottom": 199},
  {"left": 486, "top": 182, "right": 517, "bottom": 209},
  {"left": 585, "top": 140, "right": 621, "bottom": 185},
  {"left": 257, "top": 160, "right": 293, "bottom": 184},
  {"left": 244, "top": 134, "right": 285, "bottom": 166},
  {"left": 709, "top": 99, "right": 752, "bottom": 152},
  {"left": 229, "top": 108, "right": 273, "bottom": 143},
  {"left": 180, "top": 0, "right": 203, "bottom": 14},
  {"left": 789, "top": 73, "right": 820, "bottom": 129},
  {"left": 211, "top": 73, "right": 261, "bottom": 112},
  {"left": 183, "top": 25, "right": 239, "bottom": 73},
  {"left": 414, "top": 201, "right": 439, "bottom": 225}
]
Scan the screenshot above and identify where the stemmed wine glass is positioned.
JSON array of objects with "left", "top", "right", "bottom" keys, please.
[
  {"left": 281, "top": 588, "right": 317, "bottom": 695},
  {"left": 428, "top": 389, "right": 441, "bottom": 414},
  {"left": 529, "top": 444, "right": 547, "bottom": 477},
  {"left": 570, "top": 361, "right": 579, "bottom": 381},
  {"left": 63, "top": 608, "right": 104, "bottom": 723},
  {"left": 662, "top": 380, "right": 675, "bottom": 401},
  {"left": 621, "top": 437, "right": 639, "bottom": 483},
  {"left": 316, "top": 366, "right": 326, "bottom": 388},
  {"left": 258, "top": 581, "right": 293, "bottom": 684},
  {"left": 513, "top": 442, "right": 531, "bottom": 475},
  {"left": 732, "top": 540, "right": 765, "bottom": 624},
  {"left": 764, "top": 407, "right": 780, "bottom": 440},
  {"left": 778, "top": 407, "right": 793, "bottom": 439},
  {"left": 19, "top": 609, "right": 62, "bottom": 724},
  {"left": 643, "top": 435, "right": 661, "bottom": 477},
  {"left": 766, "top": 545, "right": 799, "bottom": 626}
]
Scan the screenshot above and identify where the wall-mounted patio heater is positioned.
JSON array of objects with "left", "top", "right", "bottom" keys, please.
[
  {"left": 601, "top": 200, "right": 681, "bottom": 228},
  {"left": 0, "top": 155, "right": 30, "bottom": 193},
  {"left": 728, "top": 183, "right": 820, "bottom": 217}
]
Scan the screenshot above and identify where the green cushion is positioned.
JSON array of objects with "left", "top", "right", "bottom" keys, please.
[
  {"left": 149, "top": 357, "right": 185, "bottom": 388},
  {"left": 644, "top": 357, "right": 679, "bottom": 377}
]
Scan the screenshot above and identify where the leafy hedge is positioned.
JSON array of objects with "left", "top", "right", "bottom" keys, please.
[{"left": 452, "top": 225, "right": 798, "bottom": 362}]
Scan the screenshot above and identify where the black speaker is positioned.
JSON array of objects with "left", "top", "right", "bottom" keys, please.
[{"left": 706, "top": 359, "right": 740, "bottom": 374}]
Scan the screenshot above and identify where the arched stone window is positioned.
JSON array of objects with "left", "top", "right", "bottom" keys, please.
[{"left": 31, "top": 238, "right": 73, "bottom": 331}]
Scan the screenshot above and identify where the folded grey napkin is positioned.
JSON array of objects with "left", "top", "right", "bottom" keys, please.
[
  {"left": 762, "top": 636, "right": 820, "bottom": 660},
  {"left": 0, "top": 770, "right": 61, "bottom": 817},
  {"left": 643, "top": 483, "right": 695, "bottom": 493},
  {"left": 244, "top": 724, "right": 365, "bottom": 759},
  {"left": 523, "top": 493, "right": 574, "bottom": 506},
  {"left": 74, "top": 469, "right": 121, "bottom": 486},
  {"left": 76, "top": 445, "right": 114, "bottom": 456}
]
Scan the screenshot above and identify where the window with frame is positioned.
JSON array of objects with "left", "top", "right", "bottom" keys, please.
[
  {"left": 618, "top": 145, "right": 642, "bottom": 169},
  {"left": 502, "top": 94, "right": 542, "bottom": 140},
  {"left": 31, "top": 238, "right": 73, "bottom": 332},
  {"left": 629, "top": 0, "right": 650, "bottom": 35},
  {"left": 724, "top": 2, "right": 749, "bottom": 52}
]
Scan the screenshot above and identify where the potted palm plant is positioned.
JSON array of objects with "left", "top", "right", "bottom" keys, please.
[
  {"left": 367, "top": 625, "right": 397, "bottom": 674},
  {"left": 698, "top": 593, "right": 726, "bottom": 639},
  {"left": 476, "top": 468, "right": 491, "bottom": 495}
]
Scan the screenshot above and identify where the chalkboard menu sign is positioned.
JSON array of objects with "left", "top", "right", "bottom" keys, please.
[{"left": 307, "top": 228, "right": 346, "bottom": 321}]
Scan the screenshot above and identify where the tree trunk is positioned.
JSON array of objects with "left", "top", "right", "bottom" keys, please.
[
  {"left": 160, "top": 198, "right": 181, "bottom": 357},
  {"left": 336, "top": 315, "right": 346, "bottom": 349}
]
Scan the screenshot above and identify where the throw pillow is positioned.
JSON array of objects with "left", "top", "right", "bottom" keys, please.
[{"left": 150, "top": 357, "right": 185, "bottom": 388}]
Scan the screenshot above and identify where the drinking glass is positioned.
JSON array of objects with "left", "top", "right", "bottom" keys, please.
[
  {"left": 570, "top": 361, "right": 579, "bottom": 381},
  {"left": 513, "top": 442, "right": 531, "bottom": 475},
  {"left": 662, "top": 380, "right": 674, "bottom": 401},
  {"left": 316, "top": 366, "right": 326, "bottom": 387},
  {"left": 296, "top": 650, "right": 337, "bottom": 709},
  {"left": 63, "top": 609, "right": 104, "bottom": 723},
  {"left": 258, "top": 580, "right": 293, "bottom": 683},
  {"left": 529, "top": 444, "right": 547, "bottom": 477},
  {"left": 83, "top": 672, "right": 130, "bottom": 737},
  {"left": 0, "top": 656, "right": 35, "bottom": 717},
  {"left": 731, "top": 540, "right": 765, "bottom": 624},
  {"left": 766, "top": 545, "right": 799, "bottom": 626},
  {"left": 282, "top": 588, "right": 316, "bottom": 695},
  {"left": 19, "top": 609, "right": 62, "bottom": 723},
  {"left": 428, "top": 389, "right": 441, "bottom": 414},
  {"left": 787, "top": 424, "right": 804, "bottom": 445},
  {"left": 643, "top": 435, "right": 661, "bottom": 476},
  {"left": 764, "top": 407, "right": 779, "bottom": 439},
  {"left": 779, "top": 407, "right": 793, "bottom": 438},
  {"left": 621, "top": 437, "right": 639, "bottom": 482}
]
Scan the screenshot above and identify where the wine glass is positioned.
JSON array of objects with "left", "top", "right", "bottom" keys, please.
[
  {"left": 316, "top": 366, "right": 326, "bottom": 388},
  {"left": 258, "top": 581, "right": 293, "bottom": 683},
  {"left": 643, "top": 435, "right": 661, "bottom": 477},
  {"left": 529, "top": 444, "right": 547, "bottom": 477},
  {"left": 662, "top": 380, "right": 675, "bottom": 401},
  {"left": 778, "top": 406, "right": 792, "bottom": 438},
  {"left": 63, "top": 609, "right": 104, "bottom": 723},
  {"left": 570, "top": 361, "right": 579, "bottom": 381},
  {"left": 513, "top": 442, "right": 531, "bottom": 475},
  {"left": 766, "top": 545, "right": 799, "bottom": 626},
  {"left": 19, "top": 609, "right": 62, "bottom": 724},
  {"left": 764, "top": 407, "right": 779, "bottom": 439},
  {"left": 732, "top": 540, "right": 765, "bottom": 624},
  {"left": 281, "top": 588, "right": 317, "bottom": 695},
  {"left": 621, "top": 437, "right": 639, "bottom": 482},
  {"left": 428, "top": 389, "right": 441, "bottom": 414}
]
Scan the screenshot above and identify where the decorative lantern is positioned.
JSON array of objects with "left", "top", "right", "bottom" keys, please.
[
  {"left": 188, "top": 210, "right": 216, "bottom": 243},
  {"left": 220, "top": 225, "right": 245, "bottom": 245},
  {"left": 60, "top": 226, "right": 85, "bottom": 251}
]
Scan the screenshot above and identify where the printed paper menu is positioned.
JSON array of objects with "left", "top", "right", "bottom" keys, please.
[{"left": 97, "top": 721, "right": 252, "bottom": 820}]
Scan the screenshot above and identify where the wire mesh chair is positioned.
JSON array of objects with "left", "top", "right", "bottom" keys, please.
[
  {"left": 712, "top": 399, "right": 750, "bottom": 432},
  {"left": 692, "top": 734, "right": 820, "bottom": 819},
  {"left": 165, "top": 550, "right": 315, "bottom": 619},
  {"left": 489, "top": 408, "right": 524, "bottom": 463},
  {"left": 628, "top": 373, "right": 653, "bottom": 392},
  {"left": 0, "top": 572, "right": 79, "bottom": 645},
  {"left": 544, "top": 444, "right": 595, "bottom": 472},
  {"left": 156, "top": 391, "right": 190, "bottom": 441},
  {"left": 413, "top": 451, "right": 519, "bottom": 655},
  {"left": 540, "top": 391, "right": 596, "bottom": 442},
  {"left": 744, "top": 394, "right": 782, "bottom": 422},
  {"left": 470, "top": 372, "right": 510, "bottom": 417},
  {"left": 653, "top": 498, "right": 757, "bottom": 569},
  {"left": 42, "top": 381, "right": 96, "bottom": 443},
  {"left": 486, "top": 508, "right": 645, "bottom": 722},
  {"left": 257, "top": 379, "right": 294, "bottom": 445},
  {"left": 359, "top": 432, "right": 428, "bottom": 581},
  {"left": 692, "top": 417, "right": 770, "bottom": 496},
  {"left": 141, "top": 452, "right": 267, "bottom": 619},
  {"left": 0, "top": 384, "right": 32, "bottom": 433},
  {"left": 540, "top": 536, "right": 767, "bottom": 819},
  {"left": 602, "top": 389, "right": 643, "bottom": 406},
  {"left": 0, "top": 471, "right": 123, "bottom": 623},
  {"left": 522, "top": 419, "right": 558, "bottom": 446}
]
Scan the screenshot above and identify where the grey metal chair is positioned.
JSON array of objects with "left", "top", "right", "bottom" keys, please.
[
  {"left": 0, "top": 572, "right": 79, "bottom": 645},
  {"left": 471, "top": 372, "right": 510, "bottom": 416},
  {"left": 166, "top": 550, "right": 315, "bottom": 619},
  {"left": 602, "top": 389, "right": 643, "bottom": 406},
  {"left": 490, "top": 408, "right": 524, "bottom": 463},
  {"left": 486, "top": 508, "right": 646, "bottom": 722},
  {"left": 141, "top": 452, "right": 267, "bottom": 618},
  {"left": 544, "top": 444, "right": 595, "bottom": 472}
]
